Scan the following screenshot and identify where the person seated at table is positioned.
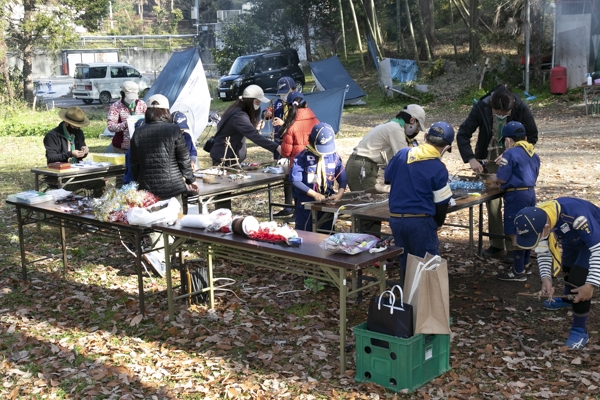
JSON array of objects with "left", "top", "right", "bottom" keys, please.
[
  {"left": 290, "top": 122, "right": 347, "bottom": 231},
  {"left": 209, "top": 84, "right": 282, "bottom": 209},
  {"left": 275, "top": 91, "right": 319, "bottom": 218},
  {"left": 384, "top": 121, "right": 454, "bottom": 272},
  {"left": 130, "top": 94, "right": 199, "bottom": 274},
  {"left": 43, "top": 106, "right": 105, "bottom": 197},
  {"left": 491, "top": 122, "right": 540, "bottom": 282}
]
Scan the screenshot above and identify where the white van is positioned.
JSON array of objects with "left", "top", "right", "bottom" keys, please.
[{"left": 72, "top": 62, "right": 152, "bottom": 105}]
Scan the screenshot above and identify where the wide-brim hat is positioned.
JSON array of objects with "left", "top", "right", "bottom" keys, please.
[{"left": 58, "top": 106, "right": 89, "bottom": 127}]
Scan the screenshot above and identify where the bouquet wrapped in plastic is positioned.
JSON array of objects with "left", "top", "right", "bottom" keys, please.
[
  {"left": 92, "top": 182, "right": 160, "bottom": 224},
  {"left": 319, "top": 233, "right": 380, "bottom": 255}
]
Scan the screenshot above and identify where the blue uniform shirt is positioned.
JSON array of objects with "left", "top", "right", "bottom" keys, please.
[
  {"left": 385, "top": 146, "right": 452, "bottom": 215},
  {"left": 496, "top": 145, "right": 540, "bottom": 189}
]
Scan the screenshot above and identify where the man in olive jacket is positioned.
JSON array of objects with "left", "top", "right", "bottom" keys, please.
[{"left": 457, "top": 84, "right": 538, "bottom": 263}]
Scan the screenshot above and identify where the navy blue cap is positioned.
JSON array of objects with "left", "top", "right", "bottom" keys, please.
[
  {"left": 277, "top": 76, "right": 295, "bottom": 94},
  {"left": 171, "top": 111, "right": 190, "bottom": 130},
  {"left": 309, "top": 123, "right": 336, "bottom": 155},
  {"left": 286, "top": 91, "right": 305, "bottom": 106},
  {"left": 514, "top": 207, "right": 547, "bottom": 249},
  {"left": 427, "top": 121, "right": 455, "bottom": 145},
  {"left": 502, "top": 121, "right": 526, "bottom": 139}
]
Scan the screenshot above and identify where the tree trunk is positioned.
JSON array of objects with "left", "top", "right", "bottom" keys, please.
[
  {"left": 414, "top": 0, "right": 432, "bottom": 61},
  {"left": 0, "top": 31, "right": 14, "bottom": 106},
  {"left": 370, "top": 0, "right": 384, "bottom": 50},
  {"left": 358, "top": 0, "right": 383, "bottom": 60},
  {"left": 339, "top": 0, "right": 347, "bottom": 61},
  {"left": 469, "top": 0, "right": 479, "bottom": 63},
  {"left": 419, "top": 0, "right": 435, "bottom": 45},
  {"left": 449, "top": 0, "right": 458, "bottom": 60},
  {"left": 302, "top": 3, "right": 312, "bottom": 62},
  {"left": 531, "top": 0, "right": 542, "bottom": 85},
  {"left": 396, "top": 0, "right": 406, "bottom": 54},
  {"left": 404, "top": 0, "right": 419, "bottom": 61},
  {"left": 348, "top": 0, "right": 367, "bottom": 75},
  {"left": 23, "top": 0, "right": 35, "bottom": 104},
  {"left": 452, "top": 0, "right": 469, "bottom": 28}
]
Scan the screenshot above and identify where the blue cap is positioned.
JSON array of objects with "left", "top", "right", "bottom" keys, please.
[
  {"left": 171, "top": 111, "right": 189, "bottom": 130},
  {"left": 427, "top": 121, "right": 455, "bottom": 145},
  {"left": 514, "top": 207, "right": 547, "bottom": 249},
  {"left": 502, "top": 121, "right": 526, "bottom": 139},
  {"left": 309, "top": 123, "right": 336, "bottom": 155},
  {"left": 286, "top": 91, "right": 305, "bottom": 106},
  {"left": 277, "top": 76, "right": 295, "bottom": 94}
]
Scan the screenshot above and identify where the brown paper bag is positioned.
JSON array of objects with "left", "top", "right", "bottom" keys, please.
[{"left": 404, "top": 253, "right": 451, "bottom": 334}]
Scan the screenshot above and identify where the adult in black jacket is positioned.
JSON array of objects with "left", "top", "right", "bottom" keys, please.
[
  {"left": 457, "top": 84, "right": 539, "bottom": 262},
  {"left": 130, "top": 94, "right": 199, "bottom": 200},
  {"left": 43, "top": 106, "right": 105, "bottom": 197},
  {"left": 210, "top": 84, "right": 281, "bottom": 165}
]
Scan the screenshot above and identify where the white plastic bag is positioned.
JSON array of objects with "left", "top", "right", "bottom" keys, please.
[
  {"left": 126, "top": 198, "right": 180, "bottom": 226},
  {"left": 319, "top": 233, "right": 379, "bottom": 255}
]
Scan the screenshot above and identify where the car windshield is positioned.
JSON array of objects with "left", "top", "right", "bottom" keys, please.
[
  {"left": 75, "top": 66, "right": 106, "bottom": 79},
  {"left": 228, "top": 56, "right": 255, "bottom": 75}
]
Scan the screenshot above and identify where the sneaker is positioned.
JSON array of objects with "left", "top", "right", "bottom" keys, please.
[
  {"left": 273, "top": 208, "right": 294, "bottom": 218},
  {"left": 501, "top": 254, "right": 515, "bottom": 264},
  {"left": 524, "top": 263, "right": 533, "bottom": 275},
  {"left": 497, "top": 269, "right": 527, "bottom": 282},
  {"left": 143, "top": 252, "right": 166, "bottom": 278},
  {"left": 482, "top": 246, "right": 504, "bottom": 258},
  {"left": 543, "top": 297, "right": 572, "bottom": 310},
  {"left": 565, "top": 327, "right": 589, "bottom": 349}
]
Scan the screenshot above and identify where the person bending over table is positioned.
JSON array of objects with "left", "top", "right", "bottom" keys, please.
[
  {"left": 43, "top": 106, "right": 105, "bottom": 197},
  {"left": 290, "top": 122, "right": 347, "bottom": 231},
  {"left": 209, "top": 84, "right": 281, "bottom": 209},
  {"left": 457, "top": 84, "right": 538, "bottom": 264},
  {"left": 384, "top": 122, "right": 454, "bottom": 272},
  {"left": 130, "top": 94, "right": 199, "bottom": 273}
]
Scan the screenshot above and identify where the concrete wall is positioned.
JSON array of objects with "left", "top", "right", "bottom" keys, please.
[{"left": 8, "top": 47, "right": 215, "bottom": 79}]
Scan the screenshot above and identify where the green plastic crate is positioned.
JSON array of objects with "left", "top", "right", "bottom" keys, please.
[{"left": 354, "top": 322, "right": 450, "bottom": 393}]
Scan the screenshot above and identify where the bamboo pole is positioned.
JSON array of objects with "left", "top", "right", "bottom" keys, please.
[
  {"left": 339, "top": 0, "right": 348, "bottom": 61},
  {"left": 449, "top": 0, "right": 458, "bottom": 60},
  {"left": 404, "top": 0, "right": 419, "bottom": 60},
  {"left": 348, "top": 0, "right": 367, "bottom": 75}
]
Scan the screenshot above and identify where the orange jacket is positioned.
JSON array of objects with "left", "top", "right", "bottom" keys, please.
[{"left": 280, "top": 108, "right": 319, "bottom": 163}]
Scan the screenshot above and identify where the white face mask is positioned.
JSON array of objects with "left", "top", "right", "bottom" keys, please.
[
  {"left": 124, "top": 94, "right": 138, "bottom": 104},
  {"left": 279, "top": 94, "right": 287, "bottom": 100},
  {"left": 405, "top": 123, "right": 419, "bottom": 138},
  {"left": 253, "top": 103, "right": 260, "bottom": 110}
]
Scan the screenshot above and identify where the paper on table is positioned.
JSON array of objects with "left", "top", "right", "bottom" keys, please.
[{"left": 127, "top": 115, "right": 145, "bottom": 138}]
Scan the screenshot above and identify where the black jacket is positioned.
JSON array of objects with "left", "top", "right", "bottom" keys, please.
[
  {"left": 43, "top": 122, "right": 88, "bottom": 163},
  {"left": 210, "top": 106, "right": 278, "bottom": 164},
  {"left": 130, "top": 121, "right": 195, "bottom": 199},
  {"left": 457, "top": 86, "right": 538, "bottom": 163}
]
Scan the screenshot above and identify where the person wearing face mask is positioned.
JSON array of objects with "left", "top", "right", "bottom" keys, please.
[
  {"left": 263, "top": 76, "right": 295, "bottom": 139},
  {"left": 346, "top": 104, "right": 425, "bottom": 233},
  {"left": 490, "top": 122, "right": 540, "bottom": 282},
  {"left": 209, "top": 84, "right": 282, "bottom": 209},
  {"left": 106, "top": 81, "right": 147, "bottom": 155},
  {"left": 384, "top": 122, "right": 454, "bottom": 272},
  {"left": 43, "top": 107, "right": 105, "bottom": 197},
  {"left": 514, "top": 198, "right": 600, "bottom": 349},
  {"left": 457, "top": 84, "right": 538, "bottom": 264}
]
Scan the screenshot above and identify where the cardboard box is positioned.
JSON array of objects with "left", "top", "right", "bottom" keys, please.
[{"left": 92, "top": 153, "right": 126, "bottom": 165}]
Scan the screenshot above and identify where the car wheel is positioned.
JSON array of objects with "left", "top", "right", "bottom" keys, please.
[
  {"left": 295, "top": 81, "right": 303, "bottom": 93},
  {"left": 99, "top": 91, "right": 112, "bottom": 105},
  {"left": 82, "top": 99, "right": 93, "bottom": 105}
]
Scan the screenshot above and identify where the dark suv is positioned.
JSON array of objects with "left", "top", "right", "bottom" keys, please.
[{"left": 217, "top": 49, "right": 305, "bottom": 101}]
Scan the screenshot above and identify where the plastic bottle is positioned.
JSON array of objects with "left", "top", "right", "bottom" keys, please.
[{"left": 587, "top": 73, "right": 592, "bottom": 86}]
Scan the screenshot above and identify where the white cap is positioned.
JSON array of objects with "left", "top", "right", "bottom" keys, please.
[
  {"left": 121, "top": 81, "right": 139, "bottom": 94},
  {"left": 146, "top": 94, "right": 170, "bottom": 109},
  {"left": 242, "top": 84, "right": 270, "bottom": 103},
  {"left": 403, "top": 104, "right": 426, "bottom": 132}
]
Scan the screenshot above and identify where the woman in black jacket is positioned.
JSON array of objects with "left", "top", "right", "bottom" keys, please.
[
  {"left": 130, "top": 94, "right": 199, "bottom": 199},
  {"left": 457, "top": 84, "right": 539, "bottom": 263},
  {"left": 210, "top": 84, "right": 281, "bottom": 165}
]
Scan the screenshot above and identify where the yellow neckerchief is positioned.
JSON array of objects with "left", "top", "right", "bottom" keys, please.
[
  {"left": 391, "top": 117, "right": 417, "bottom": 147},
  {"left": 306, "top": 144, "right": 328, "bottom": 192},
  {"left": 515, "top": 141, "right": 535, "bottom": 157},
  {"left": 407, "top": 143, "right": 440, "bottom": 164},
  {"left": 538, "top": 200, "right": 562, "bottom": 277}
]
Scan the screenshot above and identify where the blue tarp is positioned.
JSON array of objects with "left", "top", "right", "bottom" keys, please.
[
  {"left": 366, "top": 35, "right": 378, "bottom": 71},
  {"left": 309, "top": 56, "right": 366, "bottom": 104},
  {"left": 260, "top": 86, "right": 348, "bottom": 135},
  {"left": 388, "top": 58, "right": 418, "bottom": 83}
]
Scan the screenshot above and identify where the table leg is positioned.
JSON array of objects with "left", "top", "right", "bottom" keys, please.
[
  {"left": 135, "top": 232, "right": 145, "bottom": 315},
  {"left": 16, "top": 207, "right": 28, "bottom": 280},
  {"left": 208, "top": 246, "right": 215, "bottom": 309},
  {"left": 585, "top": 87, "right": 589, "bottom": 116},
  {"left": 60, "top": 218, "right": 68, "bottom": 275},
  {"left": 468, "top": 206, "right": 474, "bottom": 256},
  {"left": 165, "top": 233, "right": 175, "bottom": 321},
  {"left": 337, "top": 268, "right": 347, "bottom": 374},
  {"left": 478, "top": 203, "right": 484, "bottom": 256},
  {"left": 267, "top": 183, "right": 273, "bottom": 221}
]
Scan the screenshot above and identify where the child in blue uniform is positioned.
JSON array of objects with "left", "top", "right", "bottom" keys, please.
[
  {"left": 514, "top": 198, "right": 600, "bottom": 348},
  {"left": 491, "top": 122, "right": 541, "bottom": 281},
  {"left": 290, "top": 122, "right": 347, "bottom": 231},
  {"left": 385, "top": 121, "right": 454, "bottom": 271}
]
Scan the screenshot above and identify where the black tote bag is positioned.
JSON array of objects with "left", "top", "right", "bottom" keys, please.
[{"left": 366, "top": 285, "right": 414, "bottom": 338}]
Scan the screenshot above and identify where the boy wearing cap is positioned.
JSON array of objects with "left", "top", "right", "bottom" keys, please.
[
  {"left": 172, "top": 111, "right": 198, "bottom": 170},
  {"left": 290, "top": 122, "right": 347, "bottom": 231},
  {"left": 384, "top": 122, "right": 454, "bottom": 271},
  {"left": 106, "top": 81, "right": 147, "bottom": 154},
  {"left": 265, "top": 76, "right": 295, "bottom": 134},
  {"left": 514, "top": 198, "right": 600, "bottom": 348},
  {"left": 457, "top": 84, "right": 539, "bottom": 264},
  {"left": 491, "top": 121, "right": 540, "bottom": 281},
  {"left": 44, "top": 106, "right": 106, "bottom": 197}
]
